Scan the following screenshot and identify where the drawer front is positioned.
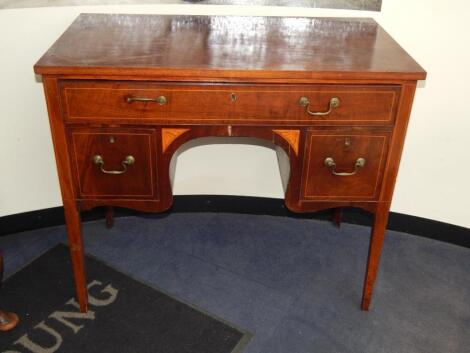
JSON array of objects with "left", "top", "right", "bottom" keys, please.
[
  {"left": 231, "top": 85, "right": 399, "bottom": 124},
  {"left": 301, "top": 130, "right": 390, "bottom": 201},
  {"left": 62, "top": 81, "right": 233, "bottom": 122},
  {"left": 61, "top": 81, "right": 399, "bottom": 125},
  {"left": 70, "top": 128, "right": 157, "bottom": 199}
]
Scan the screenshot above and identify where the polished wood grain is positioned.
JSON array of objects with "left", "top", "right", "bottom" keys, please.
[
  {"left": 301, "top": 129, "right": 390, "bottom": 200},
  {"left": 362, "top": 202, "right": 390, "bottom": 310},
  {"left": 61, "top": 81, "right": 399, "bottom": 125},
  {"left": 272, "top": 130, "right": 300, "bottom": 155},
  {"left": 35, "top": 14, "right": 425, "bottom": 313},
  {"left": 42, "top": 77, "right": 88, "bottom": 312},
  {"left": 162, "top": 128, "right": 190, "bottom": 153},
  {"left": 359, "top": 82, "right": 419, "bottom": 310},
  {"left": 229, "top": 85, "right": 399, "bottom": 124},
  {"left": 70, "top": 128, "right": 158, "bottom": 198},
  {"left": 35, "top": 14, "right": 425, "bottom": 81}
]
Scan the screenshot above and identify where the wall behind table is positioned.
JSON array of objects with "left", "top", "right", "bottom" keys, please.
[{"left": 0, "top": 0, "right": 469, "bottom": 228}]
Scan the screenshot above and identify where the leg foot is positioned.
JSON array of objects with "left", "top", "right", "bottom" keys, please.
[
  {"left": 332, "top": 208, "right": 343, "bottom": 228},
  {"left": 105, "top": 206, "right": 114, "bottom": 229},
  {"left": 64, "top": 201, "right": 88, "bottom": 313},
  {"left": 361, "top": 203, "right": 390, "bottom": 311}
]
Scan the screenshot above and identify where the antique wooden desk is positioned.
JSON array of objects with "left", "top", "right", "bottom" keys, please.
[{"left": 34, "top": 14, "right": 426, "bottom": 312}]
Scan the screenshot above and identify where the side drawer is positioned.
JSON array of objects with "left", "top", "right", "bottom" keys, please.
[
  {"left": 301, "top": 129, "right": 390, "bottom": 201},
  {"left": 69, "top": 128, "right": 158, "bottom": 199},
  {"left": 60, "top": 81, "right": 399, "bottom": 125}
]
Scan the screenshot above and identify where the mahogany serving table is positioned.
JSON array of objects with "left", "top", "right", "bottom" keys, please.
[{"left": 34, "top": 14, "right": 426, "bottom": 312}]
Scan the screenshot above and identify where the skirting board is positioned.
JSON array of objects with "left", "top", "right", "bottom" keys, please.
[{"left": 0, "top": 195, "right": 469, "bottom": 248}]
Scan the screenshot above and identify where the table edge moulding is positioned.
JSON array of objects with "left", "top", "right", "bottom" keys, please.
[{"left": 34, "top": 13, "right": 426, "bottom": 313}]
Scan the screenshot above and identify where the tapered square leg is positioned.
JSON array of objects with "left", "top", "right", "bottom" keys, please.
[
  {"left": 332, "top": 207, "right": 343, "bottom": 228},
  {"left": 105, "top": 206, "right": 114, "bottom": 229},
  {"left": 361, "top": 203, "right": 390, "bottom": 311},
  {"left": 64, "top": 201, "right": 88, "bottom": 313}
]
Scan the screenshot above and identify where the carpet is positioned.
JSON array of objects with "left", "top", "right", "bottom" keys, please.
[{"left": 0, "top": 244, "right": 250, "bottom": 353}]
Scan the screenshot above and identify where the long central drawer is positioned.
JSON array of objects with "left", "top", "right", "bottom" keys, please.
[{"left": 60, "top": 81, "right": 400, "bottom": 125}]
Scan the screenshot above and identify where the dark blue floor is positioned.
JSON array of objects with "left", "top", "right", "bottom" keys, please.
[{"left": 1, "top": 213, "right": 469, "bottom": 353}]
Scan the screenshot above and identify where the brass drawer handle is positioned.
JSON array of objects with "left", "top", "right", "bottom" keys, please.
[
  {"left": 324, "top": 157, "right": 366, "bottom": 176},
  {"left": 299, "top": 97, "right": 340, "bottom": 116},
  {"left": 126, "top": 96, "right": 167, "bottom": 105},
  {"left": 92, "top": 155, "right": 135, "bottom": 175}
]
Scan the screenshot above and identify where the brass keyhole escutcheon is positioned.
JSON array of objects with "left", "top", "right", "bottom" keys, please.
[
  {"left": 344, "top": 137, "right": 351, "bottom": 146},
  {"left": 109, "top": 136, "right": 115, "bottom": 144},
  {"left": 231, "top": 93, "right": 237, "bottom": 102}
]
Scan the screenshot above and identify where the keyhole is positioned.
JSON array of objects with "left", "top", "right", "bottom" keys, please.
[
  {"left": 344, "top": 137, "right": 351, "bottom": 146},
  {"left": 109, "top": 136, "right": 115, "bottom": 144},
  {"left": 231, "top": 93, "right": 237, "bottom": 102}
]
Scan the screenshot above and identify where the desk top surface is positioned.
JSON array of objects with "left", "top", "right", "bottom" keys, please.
[{"left": 34, "top": 13, "right": 426, "bottom": 81}]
